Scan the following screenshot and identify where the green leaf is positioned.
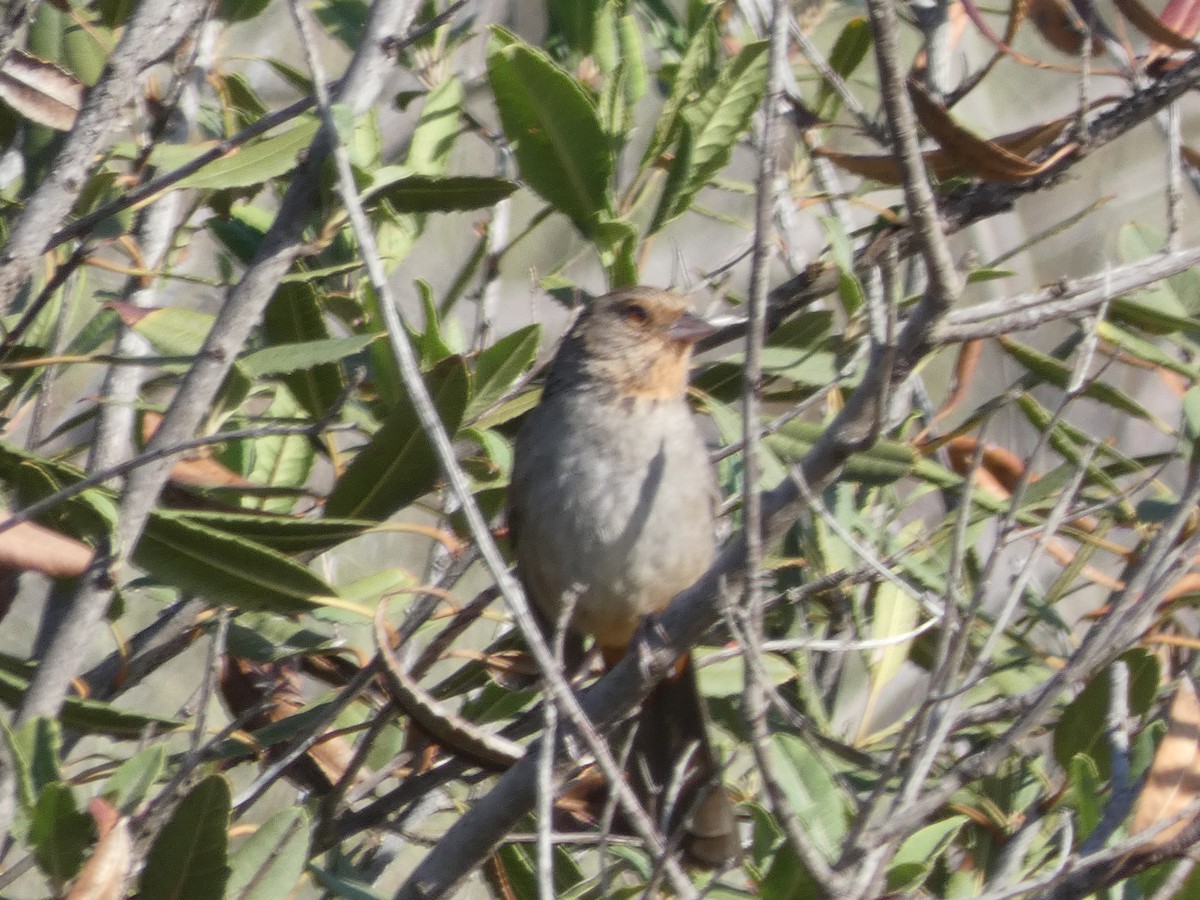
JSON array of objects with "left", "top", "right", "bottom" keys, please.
[
  {"left": 644, "top": 14, "right": 720, "bottom": 165},
  {"left": 696, "top": 648, "right": 796, "bottom": 697},
  {"left": 13, "top": 717, "right": 62, "bottom": 799},
  {"left": 224, "top": 615, "right": 340, "bottom": 662},
  {"left": 864, "top": 581, "right": 919, "bottom": 726},
  {"left": 467, "top": 324, "right": 541, "bottom": 418},
  {"left": 0, "top": 441, "right": 340, "bottom": 614},
  {"left": 769, "top": 733, "right": 846, "bottom": 860},
  {"left": 766, "top": 419, "right": 916, "bottom": 485},
  {"left": 1, "top": 718, "right": 34, "bottom": 811},
  {"left": 1109, "top": 296, "right": 1200, "bottom": 335},
  {"left": 169, "top": 119, "right": 321, "bottom": 190},
  {"left": 487, "top": 30, "right": 612, "bottom": 236},
  {"left": 407, "top": 76, "right": 464, "bottom": 175},
  {"left": 548, "top": 0, "right": 602, "bottom": 53},
  {"left": 364, "top": 175, "right": 518, "bottom": 213},
  {"left": 1186, "top": 386, "right": 1200, "bottom": 444},
  {"left": 1069, "top": 753, "right": 1103, "bottom": 840},
  {"left": 593, "top": 217, "right": 639, "bottom": 286},
  {"left": 226, "top": 808, "right": 310, "bottom": 900},
  {"left": 139, "top": 775, "right": 231, "bottom": 900},
  {"left": 218, "top": 0, "right": 273, "bottom": 22},
  {"left": 245, "top": 389, "right": 315, "bottom": 514},
  {"left": 170, "top": 510, "right": 371, "bottom": 554},
  {"left": 263, "top": 282, "right": 344, "bottom": 419},
  {"left": 816, "top": 18, "right": 871, "bottom": 119},
  {"left": 997, "top": 336, "right": 1157, "bottom": 421},
  {"left": 29, "top": 782, "right": 91, "bottom": 881},
  {"left": 240, "top": 335, "right": 379, "bottom": 376},
  {"left": 1096, "top": 320, "right": 1196, "bottom": 379},
  {"left": 667, "top": 40, "right": 768, "bottom": 220},
  {"left": 887, "top": 816, "right": 968, "bottom": 892},
  {"left": 325, "top": 356, "right": 469, "bottom": 520},
  {"left": 592, "top": 1, "right": 619, "bottom": 73},
  {"left": 1053, "top": 650, "right": 1161, "bottom": 778},
  {"left": 104, "top": 744, "right": 166, "bottom": 814},
  {"left": 116, "top": 304, "right": 214, "bottom": 357},
  {"left": 136, "top": 512, "right": 344, "bottom": 616},
  {"left": 649, "top": 117, "right": 695, "bottom": 234},
  {"left": 208, "top": 204, "right": 274, "bottom": 265},
  {"left": 308, "top": 865, "right": 386, "bottom": 899},
  {"left": 0, "top": 667, "right": 180, "bottom": 737},
  {"left": 409, "top": 279, "right": 460, "bottom": 366},
  {"left": 619, "top": 15, "right": 647, "bottom": 103}
]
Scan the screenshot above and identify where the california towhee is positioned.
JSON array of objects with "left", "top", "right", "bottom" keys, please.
[{"left": 509, "top": 286, "right": 740, "bottom": 867}]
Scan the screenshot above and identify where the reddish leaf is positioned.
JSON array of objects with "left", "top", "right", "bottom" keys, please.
[{"left": 1113, "top": 0, "right": 1199, "bottom": 47}]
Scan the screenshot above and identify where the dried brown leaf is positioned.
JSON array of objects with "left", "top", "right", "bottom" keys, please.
[
  {"left": 1130, "top": 678, "right": 1200, "bottom": 846},
  {"left": 909, "top": 80, "right": 1056, "bottom": 181},
  {"left": 0, "top": 516, "right": 93, "bottom": 578},
  {"left": 815, "top": 110, "right": 1076, "bottom": 184},
  {"left": 102, "top": 301, "right": 154, "bottom": 328},
  {"left": 0, "top": 49, "right": 83, "bottom": 131},
  {"left": 65, "top": 812, "right": 132, "bottom": 900},
  {"left": 141, "top": 410, "right": 258, "bottom": 490}
]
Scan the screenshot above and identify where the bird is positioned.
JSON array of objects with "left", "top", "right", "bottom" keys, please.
[{"left": 508, "top": 285, "right": 740, "bottom": 868}]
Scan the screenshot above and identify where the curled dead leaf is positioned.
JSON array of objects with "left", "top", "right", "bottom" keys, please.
[
  {"left": 942, "top": 435, "right": 1028, "bottom": 496},
  {"left": 814, "top": 106, "right": 1079, "bottom": 184},
  {"left": 937, "top": 339, "right": 984, "bottom": 422},
  {"left": 1147, "top": 0, "right": 1200, "bottom": 66},
  {"left": 220, "top": 655, "right": 368, "bottom": 793},
  {"left": 0, "top": 49, "right": 83, "bottom": 131},
  {"left": 909, "top": 79, "right": 1076, "bottom": 182}
]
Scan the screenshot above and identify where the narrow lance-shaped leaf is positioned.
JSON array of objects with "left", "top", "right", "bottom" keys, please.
[
  {"left": 325, "top": 357, "right": 470, "bottom": 521},
  {"left": 486, "top": 29, "right": 612, "bottom": 237},
  {"left": 467, "top": 324, "right": 541, "bottom": 419},
  {"left": 643, "top": 13, "right": 720, "bottom": 165},
  {"left": 225, "top": 808, "right": 310, "bottom": 900},
  {"left": 363, "top": 175, "right": 518, "bottom": 213},
  {"left": 654, "top": 40, "right": 769, "bottom": 229},
  {"left": 263, "top": 282, "right": 343, "bottom": 419}
]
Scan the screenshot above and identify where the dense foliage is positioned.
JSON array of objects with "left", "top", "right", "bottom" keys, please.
[{"left": 2, "top": 0, "right": 1200, "bottom": 897}]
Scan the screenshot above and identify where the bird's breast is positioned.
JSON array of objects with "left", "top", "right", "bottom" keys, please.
[{"left": 512, "top": 392, "right": 717, "bottom": 647}]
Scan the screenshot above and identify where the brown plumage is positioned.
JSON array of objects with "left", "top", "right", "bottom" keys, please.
[{"left": 509, "top": 286, "right": 739, "bottom": 868}]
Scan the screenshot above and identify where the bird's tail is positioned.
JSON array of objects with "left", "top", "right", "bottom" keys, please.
[{"left": 628, "top": 654, "right": 741, "bottom": 868}]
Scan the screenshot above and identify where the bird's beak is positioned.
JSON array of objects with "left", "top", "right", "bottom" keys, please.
[{"left": 667, "top": 311, "right": 718, "bottom": 344}]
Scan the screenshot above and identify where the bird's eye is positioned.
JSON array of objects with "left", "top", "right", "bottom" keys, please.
[{"left": 622, "top": 303, "right": 650, "bottom": 325}]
